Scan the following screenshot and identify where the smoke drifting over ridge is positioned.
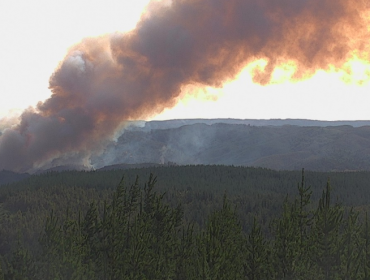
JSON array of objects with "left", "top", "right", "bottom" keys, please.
[{"left": 0, "top": 0, "right": 369, "bottom": 172}]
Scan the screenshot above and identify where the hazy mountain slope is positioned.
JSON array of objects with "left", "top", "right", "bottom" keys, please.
[
  {"left": 0, "top": 170, "right": 30, "bottom": 185},
  {"left": 91, "top": 123, "right": 370, "bottom": 171},
  {"left": 138, "top": 119, "right": 370, "bottom": 130}
]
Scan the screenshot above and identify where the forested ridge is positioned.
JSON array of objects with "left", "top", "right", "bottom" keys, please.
[
  {"left": 92, "top": 123, "right": 370, "bottom": 171},
  {"left": 0, "top": 165, "right": 370, "bottom": 278}
]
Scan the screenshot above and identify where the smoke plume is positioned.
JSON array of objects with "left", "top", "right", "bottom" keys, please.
[{"left": 0, "top": 0, "right": 369, "bottom": 172}]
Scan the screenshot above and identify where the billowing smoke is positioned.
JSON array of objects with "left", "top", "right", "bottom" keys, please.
[{"left": 0, "top": 0, "right": 369, "bottom": 172}]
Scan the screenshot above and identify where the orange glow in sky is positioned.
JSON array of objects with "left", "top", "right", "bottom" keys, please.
[{"left": 156, "top": 57, "right": 370, "bottom": 121}]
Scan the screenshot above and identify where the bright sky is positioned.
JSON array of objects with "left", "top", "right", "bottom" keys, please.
[{"left": 1, "top": 0, "right": 370, "bottom": 122}]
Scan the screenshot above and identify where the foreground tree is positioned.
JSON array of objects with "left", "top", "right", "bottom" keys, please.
[
  {"left": 310, "top": 180, "right": 343, "bottom": 280},
  {"left": 197, "top": 194, "right": 244, "bottom": 280},
  {"left": 244, "top": 216, "right": 270, "bottom": 280}
]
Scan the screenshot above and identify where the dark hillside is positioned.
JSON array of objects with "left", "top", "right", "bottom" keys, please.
[
  {"left": 0, "top": 170, "right": 30, "bottom": 185},
  {"left": 93, "top": 123, "right": 370, "bottom": 171},
  {"left": 139, "top": 119, "right": 370, "bottom": 130}
]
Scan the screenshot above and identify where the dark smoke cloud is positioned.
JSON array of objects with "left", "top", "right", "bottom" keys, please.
[{"left": 0, "top": 0, "right": 369, "bottom": 172}]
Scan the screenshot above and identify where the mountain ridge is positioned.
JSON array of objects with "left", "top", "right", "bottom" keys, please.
[
  {"left": 91, "top": 119, "right": 370, "bottom": 172},
  {"left": 2, "top": 119, "right": 370, "bottom": 179}
]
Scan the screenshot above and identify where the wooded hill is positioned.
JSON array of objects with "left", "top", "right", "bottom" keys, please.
[
  {"left": 92, "top": 121, "right": 370, "bottom": 171},
  {"left": 0, "top": 165, "right": 370, "bottom": 279}
]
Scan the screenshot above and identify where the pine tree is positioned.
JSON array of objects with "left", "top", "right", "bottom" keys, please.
[
  {"left": 198, "top": 194, "right": 244, "bottom": 280},
  {"left": 339, "top": 208, "right": 362, "bottom": 280},
  {"left": 270, "top": 197, "right": 300, "bottom": 279},
  {"left": 244, "top": 216, "right": 270, "bottom": 280},
  {"left": 0, "top": 259, "right": 4, "bottom": 280},
  {"left": 174, "top": 223, "right": 198, "bottom": 280},
  {"left": 310, "top": 180, "right": 343, "bottom": 280},
  {"left": 295, "top": 168, "right": 314, "bottom": 279},
  {"left": 297, "top": 168, "right": 313, "bottom": 247},
  {"left": 362, "top": 212, "right": 370, "bottom": 280},
  {"left": 3, "top": 240, "right": 37, "bottom": 280}
]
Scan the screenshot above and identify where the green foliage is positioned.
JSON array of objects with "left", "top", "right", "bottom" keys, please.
[
  {"left": 244, "top": 217, "right": 270, "bottom": 280},
  {"left": 363, "top": 212, "right": 370, "bottom": 280},
  {"left": 197, "top": 194, "right": 244, "bottom": 280},
  {"left": 310, "top": 181, "right": 344, "bottom": 280},
  {"left": 271, "top": 198, "right": 300, "bottom": 279},
  {"left": 1, "top": 166, "right": 370, "bottom": 279},
  {"left": 3, "top": 241, "right": 36, "bottom": 280},
  {"left": 339, "top": 208, "right": 362, "bottom": 280}
]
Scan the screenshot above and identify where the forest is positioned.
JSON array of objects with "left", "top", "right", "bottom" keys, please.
[
  {"left": 0, "top": 165, "right": 370, "bottom": 279},
  {"left": 90, "top": 121, "right": 370, "bottom": 172}
]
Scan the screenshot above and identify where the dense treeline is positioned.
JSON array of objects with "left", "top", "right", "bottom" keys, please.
[
  {"left": 2, "top": 166, "right": 370, "bottom": 257},
  {"left": 1, "top": 171, "right": 370, "bottom": 279},
  {"left": 5, "top": 165, "right": 370, "bottom": 205}
]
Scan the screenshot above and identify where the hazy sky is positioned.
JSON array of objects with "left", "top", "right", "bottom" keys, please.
[{"left": 1, "top": 0, "right": 370, "bottom": 122}]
